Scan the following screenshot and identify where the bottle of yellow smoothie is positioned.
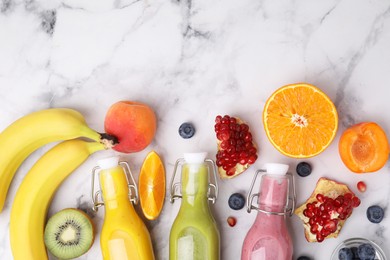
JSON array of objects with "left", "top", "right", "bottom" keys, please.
[
  {"left": 169, "top": 152, "right": 220, "bottom": 260},
  {"left": 91, "top": 157, "right": 155, "bottom": 260}
]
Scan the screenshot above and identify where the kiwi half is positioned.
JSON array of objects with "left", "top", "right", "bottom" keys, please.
[{"left": 44, "top": 208, "right": 94, "bottom": 259}]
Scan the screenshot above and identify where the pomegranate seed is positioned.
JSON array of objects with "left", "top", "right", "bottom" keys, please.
[
  {"left": 221, "top": 141, "right": 229, "bottom": 149},
  {"left": 316, "top": 233, "right": 324, "bottom": 242},
  {"left": 215, "top": 115, "right": 222, "bottom": 123},
  {"left": 229, "top": 152, "right": 238, "bottom": 158},
  {"left": 309, "top": 217, "right": 315, "bottom": 225},
  {"left": 323, "top": 219, "right": 337, "bottom": 232},
  {"left": 239, "top": 158, "right": 248, "bottom": 165},
  {"left": 336, "top": 195, "right": 344, "bottom": 203},
  {"left": 316, "top": 194, "right": 324, "bottom": 203},
  {"left": 227, "top": 216, "right": 237, "bottom": 227},
  {"left": 248, "top": 147, "right": 257, "bottom": 155},
  {"left": 248, "top": 155, "right": 257, "bottom": 164},
  {"left": 237, "top": 139, "right": 244, "bottom": 146},
  {"left": 344, "top": 204, "right": 352, "bottom": 213},
  {"left": 220, "top": 124, "right": 229, "bottom": 131},
  {"left": 344, "top": 193, "right": 353, "bottom": 200},
  {"left": 226, "top": 168, "right": 236, "bottom": 176},
  {"left": 343, "top": 198, "right": 352, "bottom": 207},
  {"left": 239, "top": 151, "right": 249, "bottom": 158},
  {"left": 324, "top": 201, "right": 333, "bottom": 211},
  {"left": 244, "top": 142, "right": 252, "bottom": 149},
  {"left": 310, "top": 224, "right": 318, "bottom": 234},
  {"left": 357, "top": 181, "right": 366, "bottom": 193},
  {"left": 240, "top": 124, "right": 249, "bottom": 132},
  {"left": 244, "top": 132, "right": 252, "bottom": 142},
  {"left": 227, "top": 146, "right": 236, "bottom": 154},
  {"left": 322, "top": 214, "right": 331, "bottom": 221},
  {"left": 304, "top": 209, "right": 314, "bottom": 218},
  {"left": 320, "top": 228, "right": 331, "bottom": 237},
  {"left": 352, "top": 196, "right": 361, "bottom": 207},
  {"left": 216, "top": 159, "right": 222, "bottom": 167},
  {"left": 333, "top": 199, "right": 341, "bottom": 208}
]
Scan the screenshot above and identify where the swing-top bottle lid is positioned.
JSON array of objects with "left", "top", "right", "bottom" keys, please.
[
  {"left": 183, "top": 152, "right": 207, "bottom": 164},
  {"left": 97, "top": 156, "right": 120, "bottom": 170},
  {"left": 264, "top": 163, "right": 289, "bottom": 175}
]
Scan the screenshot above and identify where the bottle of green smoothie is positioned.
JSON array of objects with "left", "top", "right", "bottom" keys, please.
[{"left": 169, "top": 152, "right": 220, "bottom": 260}]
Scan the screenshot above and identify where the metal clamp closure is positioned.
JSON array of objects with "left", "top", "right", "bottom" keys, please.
[
  {"left": 246, "top": 169, "right": 296, "bottom": 217},
  {"left": 169, "top": 158, "right": 219, "bottom": 204},
  {"left": 91, "top": 161, "right": 139, "bottom": 212}
]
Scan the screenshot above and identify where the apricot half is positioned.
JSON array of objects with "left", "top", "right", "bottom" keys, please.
[
  {"left": 104, "top": 101, "right": 157, "bottom": 153},
  {"left": 339, "top": 122, "right": 389, "bottom": 173}
]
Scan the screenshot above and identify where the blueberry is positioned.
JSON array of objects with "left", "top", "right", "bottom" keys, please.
[
  {"left": 296, "top": 162, "right": 312, "bottom": 177},
  {"left": 358, "top": 243, "right": 376, "bottom": 260},
  {"left": 297, "top": 256, "right": 311, "bottom": 260},
  {"left": 178, "top": 122, "right": 195, "bottom": 139},
  {"left": 366, "top": 205, "right": 385, "bottom": 223},
  {"left": 338, "top": 247, "right": 353, "bottom": 260},
  {"left": 228, "top": 193, "right": 245, "bottom": 210},
  {"left": 350, "top": 247, "right": 359, "bottom": 258}
]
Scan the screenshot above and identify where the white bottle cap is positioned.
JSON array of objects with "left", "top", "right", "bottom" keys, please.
[
  {"left": 97, "top": 156, "right": 119, "bottom": 170},
  {"left": 265, "top": 163, "right": 289, "bottom": 175},
  {"left": 183, "top": 152, "right": 207, "bottom": 164}
]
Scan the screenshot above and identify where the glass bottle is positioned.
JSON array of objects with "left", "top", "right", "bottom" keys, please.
[
  {"left": 169, "top": 152, "right": 220, "bottom": 260},
  {"left": 91, "top": 157, "right": 155, "bottom": 260},
  {"left": 241, "top": 163, "right": 296, "bottom": 260}
]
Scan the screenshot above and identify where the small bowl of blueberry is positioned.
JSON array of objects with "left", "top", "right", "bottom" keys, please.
[{"left": 331, "top": 237, "right": 386, "bottom": 260}]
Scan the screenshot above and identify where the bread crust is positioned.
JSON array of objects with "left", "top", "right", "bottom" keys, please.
[{"left": 294, "top": 177, "right": 356, "bottom": 242}]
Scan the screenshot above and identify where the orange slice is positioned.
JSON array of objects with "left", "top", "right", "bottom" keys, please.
[
  {"left": 263, "top": 83, "right": 338, "bottom": 158},
  {"left": 139, "top": 151, "right": 165, "bottom": 220}
]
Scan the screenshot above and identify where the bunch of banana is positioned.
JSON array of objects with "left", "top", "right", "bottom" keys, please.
[
  {"left": 0, "top": 108, "right": 117, "bottom": 212},
  {"left": 10, "top": 139, "right": 105, "bottom": 260}
]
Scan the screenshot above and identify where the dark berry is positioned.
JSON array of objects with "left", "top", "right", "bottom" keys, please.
[
  {"left": 338, "top": 247, "right": 353, "bottom": 260},
  {"left": 358, "top": 243, "right": 376, "bottom": 260},
  {"left": 296, "top": 162, "right": 312, "bottom": 177},
  {"left": 366, "top": 205, "right": 384, "bottom": 223},
  {"left": 228, "top": 193, "right": 245, "bottom": 210},
  {"left": 297, "top": 256, "right": 311, "bottom": 260},
  {"left": 350, "top": 247, "right": 359, "bottom": 258},
  {"left": 179, "top": 122, "right": 195, "bottom": 139}
]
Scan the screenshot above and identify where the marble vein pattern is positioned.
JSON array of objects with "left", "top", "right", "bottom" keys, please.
[{"left": 1, "top": 0, "right": 390, "bottom": 259}]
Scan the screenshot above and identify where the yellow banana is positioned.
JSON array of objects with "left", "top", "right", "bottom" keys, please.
[
  {"left": 10, "top": 139, "right": 105, "bottom": 260},
  {"left": 0, "top": 108, "right": 116, "bottom": 212}
]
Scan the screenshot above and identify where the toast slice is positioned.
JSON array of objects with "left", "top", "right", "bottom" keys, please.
[{"left": 295, "top": 177, "right": 360, "bottom": 242}]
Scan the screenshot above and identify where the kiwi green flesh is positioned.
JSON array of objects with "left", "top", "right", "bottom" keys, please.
[{"left": 44, "top": 209, "right": 94, "bottom": 260}]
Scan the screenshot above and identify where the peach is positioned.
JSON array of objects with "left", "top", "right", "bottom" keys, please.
[{"left": 104, "top": 101, "right": 157, "bottom": 153}]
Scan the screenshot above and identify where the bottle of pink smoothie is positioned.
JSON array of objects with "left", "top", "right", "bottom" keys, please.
[{"left": 241, "top": 163, "right": 296, "bottom": 260}]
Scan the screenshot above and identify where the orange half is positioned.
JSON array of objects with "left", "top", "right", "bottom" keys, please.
[
  {"left": 139, "top": 151, "right": 165, "bottom": 220},
  {"left": 263, "top": 83, "right": 338, "bottom": 158}
]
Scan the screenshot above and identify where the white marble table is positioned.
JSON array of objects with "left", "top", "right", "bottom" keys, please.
[{"left": 1, "top": 0, "right": 390, "bottom": 259}]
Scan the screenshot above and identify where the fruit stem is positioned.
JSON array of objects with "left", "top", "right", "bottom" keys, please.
[{"left": 99, "top": 133, "right": 119, "bottom": 149}]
